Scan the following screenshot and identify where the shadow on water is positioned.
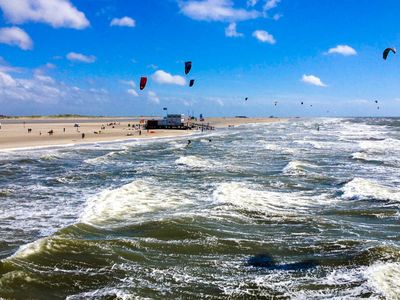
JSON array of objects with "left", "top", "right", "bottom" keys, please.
[{"left": 247, "top": 254, "right": 318, "bottom": 271}]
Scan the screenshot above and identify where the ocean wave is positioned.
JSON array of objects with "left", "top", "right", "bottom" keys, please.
[
  {"left": 213, "top": 182, "right": 330, "bottom": 216},
  {"left": 342, "top": 178, "right": 400, "bottom": 202},
  {"left": 282, "top": 160, "right": 316, "bottom": 175},
  {"left": 366, "top": 262, "right": 400, "bottom": 299},
  {"left": 66, "top": 287, "right": 136, "bottom": 300},
  {"left": 351, "top": 152, "right": 381, "bottom": 163},
  {"left": 80, "top": 179, "right": 191, "bottom": 227},
  {"left": 175, "top": 156, "right": 219, "bottom": 169},
  {"left": 359, "top": 138, "right": 400, "bottom": 153},
  {"left": 84, "top": 151, "right": 119, "bottom": 165}
]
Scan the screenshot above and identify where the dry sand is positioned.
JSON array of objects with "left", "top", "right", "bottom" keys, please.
[{"left": 0, "top": 117, "right": 283, "bottom": 150}]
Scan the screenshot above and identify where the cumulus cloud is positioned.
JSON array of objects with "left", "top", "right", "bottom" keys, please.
[
  {"left": 0, "top": 70, "right": 62, "bottom": 103},
  {"left": 110, "top": 16, "right": 136, "bottom": 27},
  {"left": 0, "top": 71, "right": 17, "bottom": 87},
  {"left": 152, "top": 70, "right": 186, "bottom": 86},
  {"left": 127, "top": 89, "right": 138, "bottom": 97},
  {"left": 301, "top": 74, "right": 327, "bottom": 87},
  {"left": 67, "top": 52, "right": 96, "bottom": 63},
  {"left": 34, "top": 74, "right": 55, "bottom": 84},
  {"left": 225, "top": 22, "right": 243, "bottom": 37},
  {"left": 0, "top": 63, "right": 116, "bottom": 109},
  {"left": 122, "top": 80, "right": 138, "bottom": 97},
  {"left": 0, "top": 57, "right": 24, "bottom": 73},
  {"left": 252, "top": 30, "right": 276, "bottom": 44},
  {"left": 179, "top": 0, "right": 260, "bottom": 22},
  {"left": 0, "top": 27, "right": 33, "bottom": 50},
  {"left": 121, "top": 80, "right": 136, "bottom": 88},
  {"left": 0, "top": 0, "right": 89, "bottom": 29},
  {"left": 148, "top": 91, "right": 160, "bottom": 104},
  {"left": 263, "top": 0, "right": 280, "bottom": 11},
  {"left": 272, "top": 13, "right": 282, "bottom": 20},
  {"left": 326, "top": 45, "right": 357, "bottom": 56},
  {"left": 247, "top": 0, "right": 259, "bottom": 6}
]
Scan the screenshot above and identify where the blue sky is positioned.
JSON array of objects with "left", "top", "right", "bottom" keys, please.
[{"left": 1, "top": 0, "right": 400, "bottom": 117}]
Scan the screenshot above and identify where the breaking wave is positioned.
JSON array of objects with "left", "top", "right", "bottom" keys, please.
[
  {"left": 80, "top": 179, "right": 191, "bottom": 227},
  {"left": 342, "top": 178, "right": 400, "bottom": 202}
]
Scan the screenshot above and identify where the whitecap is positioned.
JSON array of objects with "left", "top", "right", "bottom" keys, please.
[
  {"left": 80, "top": 179, "right": 191, "bottom": 227},
  {"left": 366, "top": 262, "right": 400, "bottom": 299},
  {"left": 175, "top": 156, "right": 219, "bottom": 169},
  {"left": 84, "top": 151, "right": 117, "bottom": 165},
  {"left": 282, "top": 160, "right": 316, "bottom": 175},
  {"left": 213, "top": 182, "right": 331, "bottom": 216},
  {"left": 342, "top": 178, "right": 400, "bottom": 202}
]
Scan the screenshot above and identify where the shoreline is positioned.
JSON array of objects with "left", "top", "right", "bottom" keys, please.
[{"left": 0, "top": 117, "right": 285, "bottom": 151}]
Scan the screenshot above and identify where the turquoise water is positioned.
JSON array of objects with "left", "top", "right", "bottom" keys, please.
[{"left": 0, "top": 118, "right": 399, "bottom": 299}]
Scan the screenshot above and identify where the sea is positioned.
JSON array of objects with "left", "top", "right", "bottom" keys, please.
[{"left": 0, "top": 118, "right": 399, "bottom": 299}]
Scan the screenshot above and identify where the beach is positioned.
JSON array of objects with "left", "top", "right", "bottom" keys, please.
[{"left": 0, "top": 117, "right": 283, "bottom": 150}]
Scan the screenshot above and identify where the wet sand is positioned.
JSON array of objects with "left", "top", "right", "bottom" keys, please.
[{"left": 0, "top": 117, "right": 283, "bottom": 150}]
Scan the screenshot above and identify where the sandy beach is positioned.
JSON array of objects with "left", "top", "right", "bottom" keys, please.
[{"left": 0, "top": 117, "right": 283, "bottom": 150}]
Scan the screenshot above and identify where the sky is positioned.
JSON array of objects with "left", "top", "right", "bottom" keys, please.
[{"left": 1, "top": 0, "right": 400, "bottom": 117}]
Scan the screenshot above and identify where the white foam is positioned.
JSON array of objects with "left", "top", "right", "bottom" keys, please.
[
  {"left": 342, "top": 178, "right": 400, "bottom": 202},
  {"left": 366, "top": 262, "right": 400, "bottom": 299},
  {"left": 175, "top": 156, "right": 219, "bottom": 169},
  {"left": 282, "top": 160, "right": 316, "bottom": 175},
  {"left": 66, "top": 288, "right": 139, "bottom": 300},
  {"left": 351, "top": 152, "right": 379, "bottom": 162},
  {"left": 359, "top": 138, "right": 400, "bottom": 153},
  {"left": 84, "top": 151, "right": 117, "bottom": 165},
  {"left": 80, "top": 179, "right": 191, "bottom": 226},
  {"left": 213, "top": 182, "right": 331, "bottom": 216}
]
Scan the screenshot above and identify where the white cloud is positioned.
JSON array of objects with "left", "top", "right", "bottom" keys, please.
[
  {"left": 0, "top": 0, "right": 89, "bottom": 29},
  {"left": 147, "top": 64, "right": 158, "bottom": 70},
  {"left": 326, "top": 45, "right": 357, "bottom": 56},
  {"left": 272, "top": 13, "right": 282, "bottom": 20},
  {"left": 44, "top": 63, "right": 56, "bottom": 69},
  {"left": 263, "top": 0, "right": 280, "bottom": 11},
  {"left": 0, "top": 64, "right": 115, "bottom": 108},
  {"left": 0, "top": 71, "right": 17, "bottom": 87},
  {"left": 0, "top": 70, "right": 62, "bottom": 103},
  {"left": 0, "top": 27, "right": 33, "bottom": 50},
  {"left": 301, "top": 74, "right": 327, "bottom": 87},
  {"left": 122, "top": 80, "right": 138, "bottom": 96},
  {"left": 127, "top": 89, "right": 138, "bottom": 97},
  {"left": 148, "top": 91, "right": 160, "bottom": 104},
  {"left": 225, "top": 22, "right": 243, "bottom": 37},
  {"left": 152, "top": 70, "right": 186, "bottom": 86},
  {"left": 214, "top": 98, "right": 224, "bottom": 106},
  {"left": 252, "top": 30, "right": 276, "bottom": 44},
  {"left": 247, "top": 0, "right": 259, "bottom": 7},
  {"left": 121, "top": 80, "right": 136, "bottom": 88},
  {"left": 110, "top": 16, "right": 136, "bottom": 27},
  {"left": 34, "top": 74, "right": 55, "bottom": 84},
  {"left": 179, "top": 0, "right": 260, "bottom": 22},
  {"left": 66, "top": 52, "right": 96, "bottom": 63},
  {"left": 0, "top": 57, "right": 24, "bottom": 73}
]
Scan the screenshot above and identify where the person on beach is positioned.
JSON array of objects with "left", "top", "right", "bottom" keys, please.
[{"left": 82, "top": 133, "right": 85, "bottom": 139}]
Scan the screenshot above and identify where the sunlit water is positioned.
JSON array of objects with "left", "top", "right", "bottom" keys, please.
[{"left": 0, "top": 118, "right": 399, "bottom": 299}]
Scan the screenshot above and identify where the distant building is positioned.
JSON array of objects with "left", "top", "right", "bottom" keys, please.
[{"left": 146, "top": 114, "right": 189, "bottom": 129}]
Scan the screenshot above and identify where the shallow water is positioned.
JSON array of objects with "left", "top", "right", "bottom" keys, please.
[{"left": 0, "top": 118, "right": 399, "bottom": 299}]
